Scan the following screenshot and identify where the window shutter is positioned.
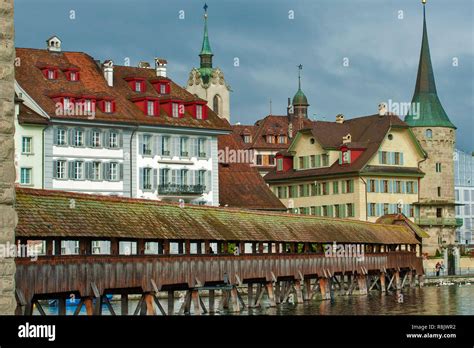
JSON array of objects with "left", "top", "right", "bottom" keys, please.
[
  {"left": 53, "top": 128, "right": 59, "bottom": 145},
  {"left": 338, "top": 152, "right": 342, "bottom": 165},
  {"left": 402, "top": 181, "right": 406, "bottom": 193},
  {"left": 414, "top": 181, "right": 418, "bottom": 193},
  {"left": 189, "top": 170, "right": 195, "bottom": 185},
  {"left": 152, "top": 168, "right": 158, "bottom": 190},
  {"left": 347, "top": 150, "right": 352, "bottom": 163},
  {"left": 378, "top": 151, "right": 383, "bottom": 164},
  {"left": 171, "top": 169, "right": 177, "bottom": 184},
  {"left": 68, "top": 129, "right": 75, "bottom": 146},
  {"left": 367, "top": 203, "right": 371, "bottom": 216},
  {"left": 155, "top": 135, "right": 162, "bottom": 156},
  {"left": 103, "top": 162, "right": 110, "bottom": 181},
  {"left": 341, "top": 181, "right": 346, "bottom": 194},
  {"left": 85, "top": 162, "right": 91, "bottom": 180},
  {"left": 341, "top": 204, "right": 346, "bottom": 218},
  {"left": 328, "top": 205, "right": 334, "bottom": 218},
  {"left": 316, "top": 206, "right": 321, "bottom": 216},
  {"left": 68, "top": 161, "right": 75, "bottom": 179},
  {"left": 205, "top": 171, "right": 211, "bottom": 192},
  {"left": 388, "top": 180, "right": 393, "bottom": 193},
  {"left": 139, "top": 168, "right": 144, "bottom": 189},
  {"left": 119, "top": 163, "right": 124, "bottom": 180},
  {"left": 118, "top": 132, "right": 123, "bottom": 148},
  {"left": 374, "top": 179, "right": 379, "bottom": 193},
  {"left": 84, "top": 130, "right": 91, "bottom": 147},
  {"left": 190, "top": 138, "right": 196, "bottom": 157},
  {"left": 316, "top": 155, "right": 321, "bottom": 167},
  {"left": 104, "top": 130, "right": 110, "bottom": 148},
  {"left": 53, "top": 160, "right": 58, "bottom": 178},
  {"left": 138, "top": 134, "right": 144, "bottom": 155},
  {"left": 349, "top": 180, "right": 354, "bottom": 193},
  {"left": 205, "top": 139, "right": 211, "bottom": 158},
  {"left": 303, "top": 156, "right": 309, "bottom": 169},
  {"left": 400, "top": 152, "right": 404, "bottom": 165},
  {"left": 176, "top": 169, "right": 182, "bottom": 186}
]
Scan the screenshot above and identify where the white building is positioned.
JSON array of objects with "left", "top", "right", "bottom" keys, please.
[{"left": 455, "top": 149, "right": 474, "bottom": 245}]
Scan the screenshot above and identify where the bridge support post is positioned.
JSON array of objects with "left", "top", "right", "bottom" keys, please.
[
  {"left": 191, "top": 290, "right": 202, "bottom": 315},
  {"left": 121, "top": 294, "right": 128, "bottom": 315},
  {"left": 230, "top": 287, "right": 241, "bottom": 312},
  {"left": 319, "top": 278, "right": 330, "bottom": 300},
  {"left": 394, "top": 271, "right": 401, "bottom": 290},
  {"left": 294, "top": 280, "right": 304, "bottom": 304},
  {"left": 265, "top": 282, "right": 276, "bottom": 307},
  {"left": 357, "top": 275, "right": 368, "bottom": 295},
  {"left": 167, "top": 291, "right": 174, "bottom": 315},
  {"left": 84, "top": 297, "right": 94, "bottom": 315},
  {"left": 380, "top": 272, "right": 386, "bottom": 292},
  {"left": 274, "top": 281, "right": 281, "bottom": 304},
  {"left": 303, "top": 279, "right": 312, "bottom": 301},
  {"left": 247, "top": 283, "right": 254, "bottom": 308},
  {"left": 209, "top": 290, "right": 215, "bottom": 313},
  {"left": 144, "top": 293, "right": 156, "bottom": 315}
]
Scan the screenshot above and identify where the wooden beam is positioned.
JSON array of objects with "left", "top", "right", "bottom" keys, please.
[
  {"left": 380, "top": 272, "right": 386, "bottom": 292},
  {"left": 265, "top": 282, "right": 276, "bottom": 307},
  {"left": 294, "top": 280, "right": 304, "bottom": 304},
  {"left": 58, "top": 297, "right": 66, "bottom": 316},
  {"left": 167, "top": 291, "right": 174, "bottom": 315},
  {"left": 72, "top": 299, "right": 84, "bottom": 316},
  {"left": 84, "top": 297, "right": 94, "bottom": 315},
  {"left": 191, "top": 290, "right": 202, "bottom": 315},
  {"left": 208, "top": 290, "right": 215, "bottom": 313},
  {"left": 121, "top": 293, "right": 128, "bottom": 315}
]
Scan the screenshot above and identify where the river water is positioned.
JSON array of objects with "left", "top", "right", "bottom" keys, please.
[{"left": 35, "top": 284, "right": 474, "bottom": 315}]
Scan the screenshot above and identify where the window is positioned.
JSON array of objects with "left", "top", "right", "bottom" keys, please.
[
  {"left": 369, "top": 180, "right": 376, "bottom": 193},
  {"left": 135, "top": 81, "right": 142, "bottom": 92},
  {"left": 243, "top": 135, "right": 251, "bottom": 143},
  {"left": 347, "top": 203, "right": 354, "bottom": 217},
  {"left": 104, "top": 101, "right": 112, "bottom": 113},
  {"left": 57, "top": 129, "right": 67, "bottom": 146},
  {"left": 256, "top": 155, "right": 262, "bottom": 165},
  {"left": 368, "top": 203, "right": 376, "bottom": 217},
  {"left": 180, "top": 137, "right": 189, "bottom": 157},
  {"left": 455, "top": 189, "right": 460, "bottom": 201},
  {"left": 196, "top": 105, "right": 203, "bottom": 119},
  {"left": 409, "top": 205, "right": 415, "bottom": 218},
  {"left": 160, "top": 84, "right": 166, "bottom": 94},
  {"left": 84, "top": 99, "right": 93, "bottom": 113},
  {"left": 345, "top": 179, "right": 354, "bottom": 193},
  {"left": 63, "top": 98, "right": 71, "bottom": 111},
  {"left": 394, "top": 152, "right": 401, "bottom": 165},
  {"left": 464, "top": 190, "right": 470, "bottom": 201},
  {"left": 92, "top": 162, "right": 101, "bottom": 181},
  {"left": 266, "top": 135, "right": 275, "bottom": 144},
  {"left": 213, "top": 95, "right": 220, "bottom": 115},
  {"left": 382, "top": 180, "right": 389, "bottom": 193},
  {"left": 109, "top": 162, "right": 119, "bottom": 181},
  {"left": 383, "top": 203, "right": 389, "bottom": 215},
  {"left": 322, "top": 154, "right": 329, "bottom": 167},
  {"left": 142, "top": 168, "right": 152, "bottom": 190},
  {"left": 381, "top": 151, "right": 388, "bottom": 164},
  {"left": 395, "top": 180, "right": 402, "bottom": 193},
  {"left": 322, "top": 206, "right": 328, "bottom": 217},
  {"left": 278, "top": 135, "right": 286, "bottom": 144},
  {"left": 74, "top": 161, "right": 84, "bottom": 180},
  {"left": 56, "top": 160, "right": 66, "bottom": 179},
  {"left": 437, "top": 187, "right": 441, "bottom": 197},
  {"left": 142, "top": 135, "right": 152, "bottom": 156},
  {"left": 198, "top": 138, "right": 206, "bottom": 157},
  {"left": 162, "top": 136, "right": 170, "bottom": 156},
  {"left": 310, "top": 155, "right": 316, "bottom": 168},
  {"left": 109, "top": 132, "right": 118, "bottom": 148},
  {"left": 436, "top": 163, "right": 442, "bottom": 173},
  {"left": 269, "top": 155, "right": 275, "bottom": 166},
  {"left": 406, "top": 181, "right": 414, "bottom": 194},
  {"left": 21, "top": 137, "right": 32, "bottom": 154},
  {"left": 70, "top": 72, "right": 77, "bottom": 81},
  {"left": 147, "top": 101, "right": 155, "bottom": 116},
  {"left": 181, "top": 169, "right": 188, "bottom": 185},
  {"left": 299, "top": 157, "right": 304, "bottom": 169},
  {"left": 160, "top": 168, "right": 170, "bottom": 184},
  {"left": 464, "top": 204, "right": 471, "bottom": 215},
  {"left": 20, "top": 168, "right": 32, "bottom": 185},
  {"left": 335, "top": 205, "right": 341, "bottom": 218},
  {"left": 322, "top": 182, "right": 329, "bottom": 195},
  {"left": 92, "top": 131, "right": 101, "bottom": 147},
  {"left": 426, "top": 129, "right": 433, "bottom": 139},
  {"left": 341, "top": 151, "right": 350, "bottom": 164},
  {"left": 172, "top": 103, "right": 179, "bottom": 118},
  {"left": 197, "top": 170, "right": 206, "bottom": 186},
  {"left": 74, "top": 130, "right": 84, "bottom": 147},
  {"left": 277, "top": 158, "right": 283, "bottom": 171},
  {"left": 47, "top": 70, "right": 55, "bottom": 80},
  {"left": 436, "top": 208, "right": 443, "bottom": 218}
]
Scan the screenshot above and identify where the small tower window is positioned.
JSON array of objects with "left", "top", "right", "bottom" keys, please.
[
  {"left": 425, "top": 129, "right": 433, "bottom": 138},
  {"left": 213, "top": 95, "right": 220, "bottom": 115}
]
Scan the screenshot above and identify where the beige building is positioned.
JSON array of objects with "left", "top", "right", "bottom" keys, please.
[
  {"left": 186, "top": 5, "right": 231, "bottom": 122},
  {"left": 264, "top": 113, "right": 426, "bottom": 224},
  {"left": 404, "top": 3, "right": 460, "bottom": 258}
]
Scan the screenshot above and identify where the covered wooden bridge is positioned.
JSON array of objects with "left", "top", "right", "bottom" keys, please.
[{"left": 14, "top": 188, "right": 425, "bottom": 315}]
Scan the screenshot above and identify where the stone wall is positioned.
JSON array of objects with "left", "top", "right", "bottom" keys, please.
[{"left": 0, "top": 0, "right": 17, "bottom": 314}]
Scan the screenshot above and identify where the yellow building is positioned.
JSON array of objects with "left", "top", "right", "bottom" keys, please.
[{"left": 264, "top": 113, "right": 427, "bottom": 223}]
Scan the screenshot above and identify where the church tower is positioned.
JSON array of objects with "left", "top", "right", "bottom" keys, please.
[
  {"left": 186, "top": 4, "right": 231, "bottom": 122},
  {"left": 291, "top": 64, "right": 309, "bottom": 119},
  {"left": 405, "top": 1, "right": 459, "bottom": 258}
]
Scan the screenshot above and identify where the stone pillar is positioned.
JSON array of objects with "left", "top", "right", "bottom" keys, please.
[{"left": 0, "top": 0, "right": 17, "bottom": 315}]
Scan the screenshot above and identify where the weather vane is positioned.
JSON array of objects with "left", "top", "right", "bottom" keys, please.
[{"left": 204, "top": 3, "right": 208, "bottom": 12}]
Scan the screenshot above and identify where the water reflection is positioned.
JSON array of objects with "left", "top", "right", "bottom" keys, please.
[{"left": 35, "top": 286, "right": 474, "bottom": 316}]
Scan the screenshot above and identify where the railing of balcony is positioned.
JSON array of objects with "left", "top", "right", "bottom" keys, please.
[
  {"left": 415, "top": 217, "right": 463, "bottom": 227},
  {"left": 158, "top": 184, "right": 205, "bottom": 195}
]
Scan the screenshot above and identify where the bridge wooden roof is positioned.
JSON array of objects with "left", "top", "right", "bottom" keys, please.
[{"left": 15, "top": 188, "right": 420, "bottom": 245}]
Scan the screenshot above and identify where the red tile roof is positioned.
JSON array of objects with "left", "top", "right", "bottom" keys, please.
[
  {"left": 15, "top": 48, "right": 230, "bottom": 131},
  {"left": 218, "top": 133, "right": 286, "bottom": 211},
  {"left": 17, "top": 103, "right": 48, "bottom": 125}
]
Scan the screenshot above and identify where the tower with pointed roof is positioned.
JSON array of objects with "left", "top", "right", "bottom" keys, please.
[
  {"left": 187, "top": 4, "right": 231, "bottom": 122},
  {"left": 291, "top": 64, "right": 309, "bottom": 119},
  {"left": 405, "top": 1, "right": 459, "bottom": 257}
]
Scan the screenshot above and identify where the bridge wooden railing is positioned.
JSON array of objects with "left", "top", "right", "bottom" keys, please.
[{"left": 15, "top": 251, "right": 422, "bottom": 302}]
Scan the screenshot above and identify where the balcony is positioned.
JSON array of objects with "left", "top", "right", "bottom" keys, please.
[
  {"left": 415, "top": 218, "right": 463, "bottom": 227},
  {"left": 158, "top": 184, "right": 205, "bottom": 196}
]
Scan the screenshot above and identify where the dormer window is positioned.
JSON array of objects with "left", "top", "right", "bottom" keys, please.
[
  {"left": 243, "top": 135, "right": 252, "bottom": 143},
  {"left": 63, "top": 68, "right": 80, "bottom": 81},
  {"left": 125, "top": 78, "right": 146, "bottom": 93},
  {"left": 160, "top": 84, "right": 166, "bottom": 94},
  {"left": 104, "top": 101, "right": 112, "bottom": 113},
  {"left": 70, "top": 72, "right": 77, "bottom": 81},
  {"left": 135, "top": 81, "right": 142, "bottom": 92},
  {"left": 172, "top": 103, "right": 179, "bottom": 118},
  {"left": 147, "top": 101, "right": 155, "bottom": 116},
  {"left": 196, "top": 105, "right": 203, "bottom": 119},
  {"left": 48, "top": 70, "right": 55, "bottom": 80},
  {"left": 340, "top": 150, "right": 351, "bottom": 164},
  {"left": 278, "top": 135, "right": 287, "bottom": 144},
  {"left": 63, "top": 97, "right": 71, "bottom": 110},
  {"left": 266, "top": 135, "right": 275, "bottom": 144},
  {"left": 97, "top": 99, "right": 115, "bottom": 114},
  {"left": 84, "top": 99, "right": 93, "bottom": 113}
]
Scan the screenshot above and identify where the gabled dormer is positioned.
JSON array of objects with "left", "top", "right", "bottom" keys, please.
[
  {"left": 38, "top": 65, "right": 59, "bottom": 80},
  {"left": 97, "top": 97, "right": 116, "bottom": 114},
  {"left": 150, "top": 78, "right": 171, "bottom": 95},
  {"left": 63, "top": 67, "right": 80, "bottom": 82},
  {"left": 275, "top": 151, "right": 293, "bottom": 172},
  {"left": 184, "top": 100, "right": 208, "bottom": 120},
  {"left": 161, "top": 98, "right": 185, "bottom": 118},
  {"left": 124, "top": 77, "right": 146, "bottom": 93},
  {"left": 130, "top": 96, "right": 159, "bottom": 116}
]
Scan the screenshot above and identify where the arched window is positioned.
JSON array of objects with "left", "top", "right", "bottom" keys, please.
[
  {"left": 426, "top": 129, "right": 433, "bottom": 139},
  {"left": 213, "top": 95, "right": 220, "bottom": 115}
]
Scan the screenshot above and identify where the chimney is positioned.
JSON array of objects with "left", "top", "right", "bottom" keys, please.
[
  {"left": 46, "top": 36, "right": 62, "bottom": 52},
  {"left": 102, "top": 60, "right": 114, "bottom": 87},
  {"left": 155, "top": 58, "right": 167, "bottom": 77},
  {"left": 342, "top": 133, "right": 352, "bottom": 144},
  {"left": 378, "top": 102, "right": 387, "bottom": 116},
  {"left": 138, "top": 61, "right": 151, "bottom": 69},
  {"left": 335, "top": 114, "right": 344, "bottom": 124}
]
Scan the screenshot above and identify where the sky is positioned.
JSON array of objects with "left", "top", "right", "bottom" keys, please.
[{"left": 14, "top": 0, "right": 474, "bottom": 152}]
